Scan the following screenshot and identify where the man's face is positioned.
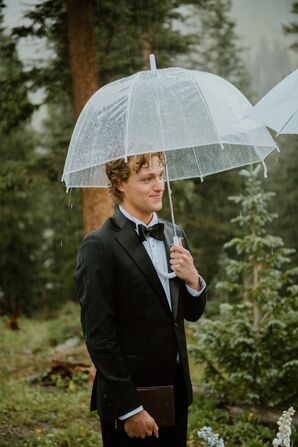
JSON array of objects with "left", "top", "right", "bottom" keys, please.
[{"left": 119, "top": 155, "right": 165, "bottom": 222}]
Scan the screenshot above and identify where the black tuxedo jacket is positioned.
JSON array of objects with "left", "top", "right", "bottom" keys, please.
[{"left": 75, "top": 208, "right": 206, "bottom": 422}]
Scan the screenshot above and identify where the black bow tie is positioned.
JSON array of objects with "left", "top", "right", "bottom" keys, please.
[{"left": 138, "top": 223, "right": 165, "bottom": 242}]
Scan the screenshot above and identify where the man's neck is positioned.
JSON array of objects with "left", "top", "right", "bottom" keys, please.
[{"left": 119, "top": 204, "right": 154, "bottom": 226}]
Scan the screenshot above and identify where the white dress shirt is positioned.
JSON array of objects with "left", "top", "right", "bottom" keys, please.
[{"left": 118, "top": 205, "right": 206, "bottom": 420}]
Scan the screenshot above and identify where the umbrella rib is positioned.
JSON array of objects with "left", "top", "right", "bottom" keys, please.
[
  {"left": 152, "top": 77, "right": 204, "bottom": 182},
  {"left": 192, "top": 148, "right": 204, "bottom": 182},
  {"left": 124, "top": 72, "right": 141, "bottom": 162},
  {"left": 158, "top": 81, "right": 204, "bottom": 181},
  {"left": 276, "top": 110, "right": 297, "bottom": 136},
  {"left": 154, "top": 72, "right": 166, "bottom": 151},
  {"left": 154, "top": 69, "right": 177, "bottom": 237},
  {"left": 183, "top": 69, "right": 224, "bottom": 150}
]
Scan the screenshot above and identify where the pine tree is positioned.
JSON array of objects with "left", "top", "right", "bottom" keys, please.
[
  {"left": 191, "top": 167, "right": 298, "bottom": 408},
  {"left": 30, "top": 99, "right": 84, "bottom": 312},
  {"left": 0, "top": 1, "right": 84, "bottom": 316},
  {"left": 266, "top": 135, "right": 298, "bottom": 271},
  {"left": 284, "top": 1, "right": 298, "bottom": 52},
  {"left": 0, "top": 1, "right": 41, "bottom": 316},
  {"left": 0, "top": 1, "right": 34, "bottom": 132},
  {"left": 12, "top": 0, "right": 204, "bottom": 103},
  {"left": 194, "top": 0, "right": 251, "bottom": 95}
]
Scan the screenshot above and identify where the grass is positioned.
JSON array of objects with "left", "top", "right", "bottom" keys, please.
[
  {"left": 0, "top": 302, "right": 101, "bottom": 447},
  {"left": 1, "top": 302, "right": 296, "bottom": 447}
]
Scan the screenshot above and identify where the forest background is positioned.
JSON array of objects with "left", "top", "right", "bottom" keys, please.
[{"left": 0, "top": 1, "right": 297, "bottom": 446}]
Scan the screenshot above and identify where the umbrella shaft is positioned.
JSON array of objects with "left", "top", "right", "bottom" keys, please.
[{"left": 165, "top": 157, "right": 177, "bottom": 238}]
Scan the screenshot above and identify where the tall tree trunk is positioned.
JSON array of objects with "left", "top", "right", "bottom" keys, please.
[
  {"left": 252, "top": 262, "right": 263, "bottom": 333},
  {"left": 67, "top": 0, "right": 113, "bottom": 235},
  {"left": 251, "top": 215, "right": 261, "bottom": 333},
  {"left": 252, "top": 264, "right": 260, "bottom": 332},
  {"left": 242, "top": 272, "right": 250, "bottom": 304}
]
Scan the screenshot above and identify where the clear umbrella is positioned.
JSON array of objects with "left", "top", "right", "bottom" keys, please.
[
  {"left": 62, "top": 54, "right": 278, "bottom": 278},
  {"left": 247, "top": 69, "right": 298, "bottom": 136}
]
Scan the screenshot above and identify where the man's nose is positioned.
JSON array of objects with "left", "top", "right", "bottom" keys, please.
[{"left": 153, "top": 177, "right": 164, "bottom": 191}]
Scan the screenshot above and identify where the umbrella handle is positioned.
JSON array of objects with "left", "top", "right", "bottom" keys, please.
[
  {"left": 153, "top": 236, "right": 181, "bottom": 279},
  {"left": 155, "top": 265, "right": 177, "bottom": 279}
]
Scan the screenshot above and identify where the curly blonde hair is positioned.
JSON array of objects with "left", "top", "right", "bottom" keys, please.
[{"left": 105, "top": 152, "right": 165, "bottom": 202}]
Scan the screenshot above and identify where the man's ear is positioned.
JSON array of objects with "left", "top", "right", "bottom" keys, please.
[{"left": 116, "top": 180, "right": 125, "bottom": 194}]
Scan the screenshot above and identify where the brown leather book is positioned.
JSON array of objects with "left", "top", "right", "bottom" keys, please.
[
  {"left": 137, "top": 385, "right": 175, "bottom": 427},
  {"left": 115, "top": 385, "right": 175, "bottom": 429}
]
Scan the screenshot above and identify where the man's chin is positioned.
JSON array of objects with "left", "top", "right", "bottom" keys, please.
[
  {"left": 153, "top": 202, "right": 163, "bottom": 212},
  {"left": 146, "top": 199, "right": 163, "bottom": 213}
]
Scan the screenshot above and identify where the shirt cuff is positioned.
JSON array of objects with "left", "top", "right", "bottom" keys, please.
[
  {"left": 118, "top": 405, "right": 144, "bottom": 420},
  {"left": 185, "top": 275, "right": 206, "bottom": 297}
]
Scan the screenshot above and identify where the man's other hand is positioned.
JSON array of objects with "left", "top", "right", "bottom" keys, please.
[{"left": 124, "top": 410, "right": 159, "bottom": 439}]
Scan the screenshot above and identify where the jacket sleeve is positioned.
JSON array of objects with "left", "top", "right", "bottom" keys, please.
[
  {"left": 179, "top": 227, "right": 207, "bottom": 322},
  {"left": 75, "top": 234, "right": 141, "bottom": 417}
]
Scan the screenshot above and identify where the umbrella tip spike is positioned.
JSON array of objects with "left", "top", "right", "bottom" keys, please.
[
  {"left": 220, "top": 142, "right": 225, "bottom": 150},
  {"left": 149, "top": 54, "right": 157, "bottom": 71},
  {"left": 200, "top": 176, "right": 204, "bottom": 183}
]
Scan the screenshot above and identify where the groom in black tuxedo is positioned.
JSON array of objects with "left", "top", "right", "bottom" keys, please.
[{"left": 75, "top": 152, "right": 206, "bottom": 446}]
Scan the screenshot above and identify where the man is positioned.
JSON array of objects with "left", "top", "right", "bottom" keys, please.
[{"left": 75, "top": 152, "right": 206, "bottom": 446}]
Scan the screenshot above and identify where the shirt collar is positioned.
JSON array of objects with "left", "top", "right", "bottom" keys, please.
[{"left": 119, "top": 205, "right": 159, "bottom": 233}]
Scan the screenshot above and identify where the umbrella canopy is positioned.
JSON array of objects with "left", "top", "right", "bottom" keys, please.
[
  {"left": 62, "top": 55, "right": 278, "bottom": 278},
  {"left": 247, "top": 69, "right": 298, "bottom": 135},
  {"left": 62, "top": 57, "right": 277, "bottom": 191}
]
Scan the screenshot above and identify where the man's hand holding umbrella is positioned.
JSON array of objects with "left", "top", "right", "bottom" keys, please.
[{"left": 170, "top": 244, "right": 201, "bottom": 292}]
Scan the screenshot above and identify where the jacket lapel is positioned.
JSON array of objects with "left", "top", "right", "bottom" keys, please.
[
  {"left": 162, "top": 221, "right": 180, "bottom": 322},
  {"left": 112, "top": 209, "right": 172, "bottom": 317}
]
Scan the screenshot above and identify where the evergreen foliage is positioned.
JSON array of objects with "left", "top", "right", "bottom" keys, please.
[
  {"left": 0, "top": 1, "right": 82, "bottom": 315},
  {"left": 12, "top": 0, "right": 70, "bottom": 104},
  {"left": 191, "top": 167, "right": 298, "bottom": 408},
  {"left": 93, "top": 0, "right": 201, "bottom": 84},
  {"left": 194, "top": 0, "right": 251, "bottom": 96},
  {"left": 12, "top": 0, "right": 204, "bottom": 101},
  {"left": 0, "top": 1, "right": 34, "bottom": 133},
  {"left": 0, "top": 128, "right": 43, "bottom": 316},
  {"left": 266, "top": 135, "right": 298, "bottom": 270},
  {"left": 0, "top": 1, "right": 41, "bottom": 316},
  {"left": 32, "top": 99, "right": 83, "bottom": 313},
  {"left": 284, "top": 1, "right": 298, "bottom": 52}
]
